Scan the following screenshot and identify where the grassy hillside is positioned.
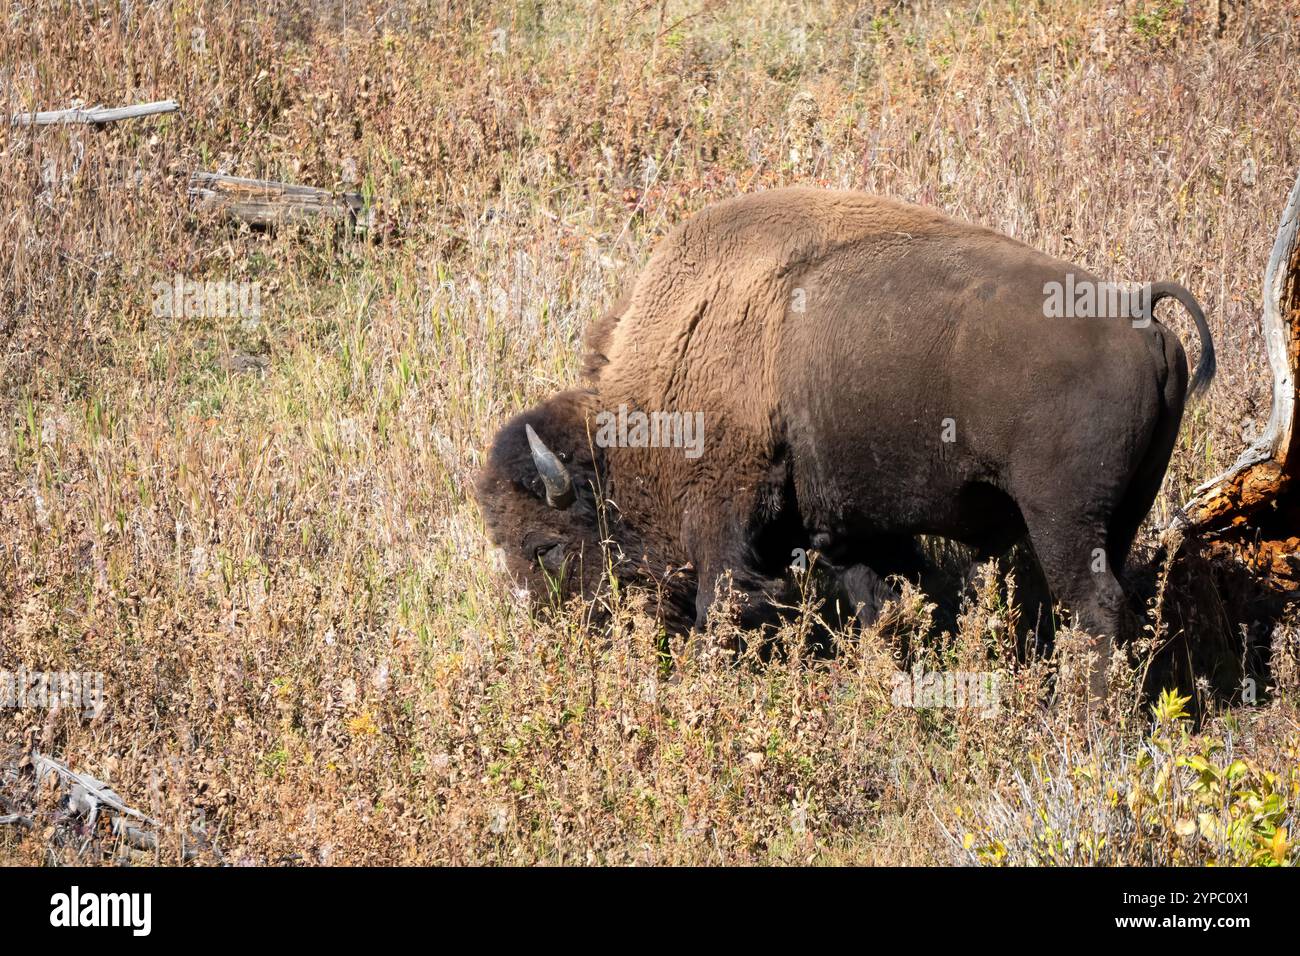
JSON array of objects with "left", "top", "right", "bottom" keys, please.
[{"left": 1, "top": 0, "right": 1298, "bottom": 865}]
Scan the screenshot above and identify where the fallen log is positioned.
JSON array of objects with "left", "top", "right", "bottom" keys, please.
[
  {"left": 10, "top": 99, "right": 179, "bottom": 126},
  {"left": 34, "top": 753, "right": 159, "bottom": 828},
  {"left": 189, "top": 171, "right": 370, "bottom": 232},
  {"left": 1174, "top": 167, "right": 1300, "bottom": 544},
  {"left": 25, "top": 753, "right": 211, "bottom": 862}
]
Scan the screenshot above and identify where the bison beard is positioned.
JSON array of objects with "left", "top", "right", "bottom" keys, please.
[{"left": 476, "top": 188, "right": 1215, "bottom": 700}]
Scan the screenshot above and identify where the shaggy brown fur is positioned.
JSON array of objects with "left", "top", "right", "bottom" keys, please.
[{"left": 477, "top": 188, "right": 1214, "bottom": 693}]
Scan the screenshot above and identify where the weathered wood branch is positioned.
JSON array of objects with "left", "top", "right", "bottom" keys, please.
[
  {"left": 28, "top": 752, "right": 207, "bottom": 861},
  {"left": 189, "top": 171, "right": 370, "bottom": 231},
  {"left": 1176, "top": 168, "right": 1300, "bottom": 532},
  {"left": 33, "top": 753, "right": 160, "bottom": 827},
  {"left": 10, "top": 99, "right": 179, "bottom": 126}
]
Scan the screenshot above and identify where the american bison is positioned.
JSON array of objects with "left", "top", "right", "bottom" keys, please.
[{"left": 475, "top": 188, "right": 1214, "bottom": 696}]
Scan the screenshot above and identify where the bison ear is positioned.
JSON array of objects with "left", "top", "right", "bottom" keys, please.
[{"left": 525, "top": 424, "right": 576, "bottom": 509}]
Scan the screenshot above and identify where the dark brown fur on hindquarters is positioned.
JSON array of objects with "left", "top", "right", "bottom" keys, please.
[{"left": 476, "top": 189, "right": 1214, "bottom": 695}]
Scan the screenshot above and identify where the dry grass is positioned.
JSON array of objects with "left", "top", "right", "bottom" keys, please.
[{"left": 1, "top": 0, "right": 1299, "bottom": 865}]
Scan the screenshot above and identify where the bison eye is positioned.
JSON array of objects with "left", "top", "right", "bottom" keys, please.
[{"left": 519, "top": 475, "right": 546, "bottom": 499}]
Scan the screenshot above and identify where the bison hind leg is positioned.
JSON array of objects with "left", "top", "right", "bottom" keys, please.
[
  {"left": 1020, "top": 507, "right": 1141, "bottom": 702},
  {"left": 1107, "top": 409, "right": 1186, "bottom": 577}
]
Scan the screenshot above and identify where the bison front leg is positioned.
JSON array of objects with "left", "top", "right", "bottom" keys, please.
[
  {"left": 688, "top": 501, "right": 798, "bottom": 646},
  {"left": 693, "top": 562, "right": 793, "bottom": 652},
  {"left": 838, "top": 563, "right": 901, "bottom": 628},
  {"left": 834, "top": 562, "right": 910, "bottom": 661}
]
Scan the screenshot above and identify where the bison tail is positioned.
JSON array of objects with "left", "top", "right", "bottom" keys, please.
[{"left": 1145, "top": 281, "right": 1216, "bottom": 400}]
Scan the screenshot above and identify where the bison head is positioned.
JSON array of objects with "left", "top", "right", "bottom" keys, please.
[{"left": 475, "top": 390, "right": 612, "bottom": 606}]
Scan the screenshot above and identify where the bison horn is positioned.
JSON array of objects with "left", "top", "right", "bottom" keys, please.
[{"left": 525, "top": 424, "right": 575, "bottom": 509}]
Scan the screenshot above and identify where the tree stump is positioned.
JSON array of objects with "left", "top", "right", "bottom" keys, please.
[{"left": 1172, "top": 168, "right": 1300, "bottom": 584}]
